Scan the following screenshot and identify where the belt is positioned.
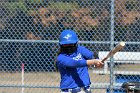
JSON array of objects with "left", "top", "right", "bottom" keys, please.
[{"left": 61, "top": 86, "right": 90, "bottom": 92}]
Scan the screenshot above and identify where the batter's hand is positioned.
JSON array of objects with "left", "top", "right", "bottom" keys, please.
[{"left": 93, "top": 59, "right": 104, "bottom": 68}]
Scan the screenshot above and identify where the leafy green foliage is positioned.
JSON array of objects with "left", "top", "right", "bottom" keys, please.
[
  {"left": 48, "top": 2, "right": 79, "bottom": 11},
  {"left": 4, "top": 1, "right": 28, "bottom": 16}
]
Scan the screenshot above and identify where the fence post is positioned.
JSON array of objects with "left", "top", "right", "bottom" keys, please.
[{"left": 110, "top": 0, "right": 115, "bottom": 93}]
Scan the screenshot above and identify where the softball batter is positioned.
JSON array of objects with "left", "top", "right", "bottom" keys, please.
[{"left": 56, "top": 30, "right": 104, "bottom": 93}]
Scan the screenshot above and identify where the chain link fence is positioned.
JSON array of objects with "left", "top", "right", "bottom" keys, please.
[{"left": 1, "top": 0, "right": 140, "bottom": 93}]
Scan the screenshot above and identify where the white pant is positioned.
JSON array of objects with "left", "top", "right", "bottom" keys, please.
[
  {"left": 61, "top": 90, "right": 87, "bottom": 93},
  {"left": 60, "top": 88, "right": 91, "bottom": 93}
]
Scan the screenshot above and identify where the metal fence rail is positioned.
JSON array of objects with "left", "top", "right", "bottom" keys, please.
[{"left": 1, "top": 0, "right": 140, "bottom": 93}]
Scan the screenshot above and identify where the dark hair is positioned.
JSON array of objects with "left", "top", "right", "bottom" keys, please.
[{"left": 55, "top": 48, "right": 61, "bottom": 71}]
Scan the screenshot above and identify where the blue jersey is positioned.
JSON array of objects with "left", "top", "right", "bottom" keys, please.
[{"left": 56, "top": 45, "right": 94, "bottom": 89}]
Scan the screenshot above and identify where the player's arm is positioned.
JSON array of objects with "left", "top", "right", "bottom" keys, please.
[
  {"left": 57, "top": 55, "right": 87, "bottom": 68},
  {"left": 79, "top": 46, "right": 103, "bottom": 68},
  {"left": 57, "top": 55, "right": 103, "bottom": 68},
  {"left": 87, "top": 59, "right": 104, "bottom": 68},
  {"left": 79, "top": 46, "right": 94, "bottom": 59}
]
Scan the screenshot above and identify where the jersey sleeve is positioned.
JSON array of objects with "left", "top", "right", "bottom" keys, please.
[
  {"left": 57, "top": 54, "right": 87, "bottom": 68},
  {"left": 79, "top": 46, "right": 94, "bottom": 60}
]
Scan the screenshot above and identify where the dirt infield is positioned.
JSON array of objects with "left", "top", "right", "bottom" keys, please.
[
  {"left": 0, "top": 70, "right": 109, "bottom": 93},
  {"left": 0, "top": 64, "right": 139, "bottom": 93}
]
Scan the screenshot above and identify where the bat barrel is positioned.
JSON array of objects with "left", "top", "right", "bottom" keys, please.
[{"left": 101, "top": 42, "right": 125, "bottom": 62}]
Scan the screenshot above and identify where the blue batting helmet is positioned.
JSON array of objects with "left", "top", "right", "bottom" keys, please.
[{"left": 59, "top": 30, "right": 78, "bottom": 45}]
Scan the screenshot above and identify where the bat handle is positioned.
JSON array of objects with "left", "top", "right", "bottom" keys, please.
[{"left": 101, "top": 57, "right": 108, "bottom": 63}]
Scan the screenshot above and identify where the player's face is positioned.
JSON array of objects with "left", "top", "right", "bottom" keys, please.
[
  {"left": 62, "top": 44, "right": 75, "bottom": 47},
  {"left": 61, "top": 44, "right": 77, "bottom": 54}
]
